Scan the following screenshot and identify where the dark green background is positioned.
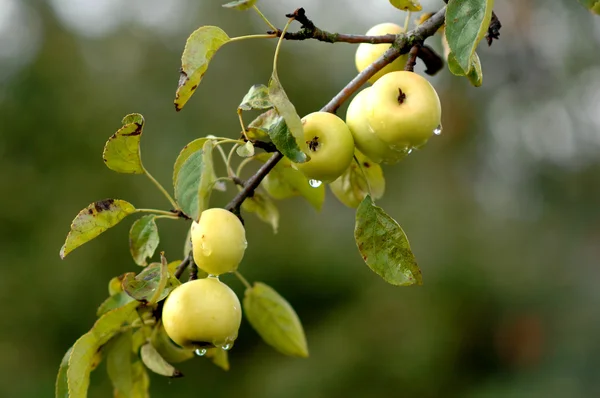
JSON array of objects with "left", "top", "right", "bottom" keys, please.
[{"left": 1, "top": 0, "right": 600, "bottom": 397}]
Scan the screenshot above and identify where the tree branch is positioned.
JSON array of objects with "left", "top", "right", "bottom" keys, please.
[
  {"left": 228, "top": 6, "right": 446, "bottom": 208},
  {"left": 176, "top": 7, "right": 448, "bottom": 278}
]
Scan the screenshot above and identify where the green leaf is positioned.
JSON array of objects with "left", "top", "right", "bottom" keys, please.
[
  {"left": 173, "top": 138, "right": 210, "bottom": 188},
  {"left": 578, "top": 0, "right": 600, "bottom": 14},
  {"left": 205, "top": 348, "right": 230, "bottom": 371},
  {"left": 56, "top": 347, "right": 72, "bottom": 398},
  {"left": 115, "top": 361, "right": 150, "bottom": 398},
  {"left": 236, "top": 141, "right": 255, "bottom": 158},
  {"left": 198, "top": 139, "right": 216, "bottom": 218},
  {"left": 122, "top": 259, "right": 180, "bottom": 304},
  {"left": 97, "top": 291, "right": 135, "bottom": 317},
  {"left": 354, "top": 195, "right": 422, "bottom": 286},
  {"left": 330, "top": 152, "right": 385, "bottom": 209},
  {"left": 140, "top": 343, "right": 184, "bottom": 378},
  {"left": 267, "top": 116, "right": 307, "bottom": 164},
  {"left": 129, "top": 215, "right": 159, "bottom": 266},
  {"left": 243, "top": 282, "right": 308, "bottom": 358},
  {"left": 268, "top": 73, "right": 308, "bottom": 162},
  {"left": 239, "top": 84, "right": 273, "bottom": 111},
  {"left": 389, "top": 0, "right": 422, "bottom": 11},
  {"left": 67, "top": 301, "right": 140, "bottom": 397},
  {"left": 102, "top": 114, "right": 145, "bottom": 174},
  {"left": 257, "top": 154, "right": 325, "bottom": 211},
  {"left": 445, "top": 0, "right": 494, "bottom": 74},
  {"left": 106, "top": 330, "right": 134, "bottom": 397},
  {"left": 242, "top": 191, "right": 279, "bottom": 233},
  {"left": 447, "top": 51, "right": 483, "bottom": 87},
  {"left": 175, "top": 26, "right": 230, "bottom": 111},
  {"left": 60, "top": 199, "right": 136, "bottom": 259},
  {"left": 223, "top": 0, "right": 257, "bottom": 10},
  {"left": 174, "top": 139, "right": 216, "bottom": 220}
]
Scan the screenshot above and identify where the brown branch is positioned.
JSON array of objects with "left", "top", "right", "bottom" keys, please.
[
  {"left": 269, "top": 7, "right": 398, "bottom": 44},
  {"left": 178, "top": 6, "right": 448, "bottom": 278},
  {"left": 404, "top": 44, "right": 421, "bottom": 72},
  {"left": 417, "top": 45, "right": 444, "bottom": 76},
  {"left": 226, "top": 6, "right": 447, "bottom": 208}
]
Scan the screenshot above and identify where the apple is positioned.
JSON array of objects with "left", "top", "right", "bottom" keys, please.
[
  {"left": 162, "top": 277, "right": 242, "bottom": 349},
  {"left": 366, "top": 71, "right": 441, "bottom": 149},
  {"left": 355, "top": 23, "right": 409, "bottom": 84},
  {"left": 346, "top": 87, "right": 409, "bottom": 164},
  {"left": 292, "top": 112, "right": 355, "bottom": 183},
  {"left": 191, "top": 208, "right": 247, "bottom": 276}
]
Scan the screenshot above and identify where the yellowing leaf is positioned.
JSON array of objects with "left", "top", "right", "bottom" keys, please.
[
  {"left": 447, "top": 51, "right": 483, "bottom": 87},
  {"left": 389, "top": 0, "right": 423, "bottom": 12},
  {"left": 268, "top": 73, "right": 308, "bottom": 162},
  {"left": 355, "top": 196, "right": 422, "bottom": 286},
  {"left": 330, "top": 152, "right": 385, "bottom": 208},
  {"left": 97, "top": 291, "right": 135, "bottom": 317},
  {"left": 239, "top": 84, "right": 273, "bottom": 111},
  {"left": 257, "top": 154, "right": 325, "bottom": 211},
  {"left": 150, "top": 322, "right": 196, "bottom": 364},
  {"left": 223, "top": 0, "right": 257, "bottom": 10},
  {"left": 236, "top": 141, "right": 255, "bottom": 157},
  {"left": 243, "top": 282, "right": 308, "bottom": 358},
  {"left": 129, "top": 215, "right": 159, "bottom": 266},
  {"left": 242, "top": 191, "right": 279, "bottom": 233},
  {"left": 106, "top": 330, "right": 134, "bottom": 396},
  {"left": 247, "top": 108, "right": 278, "bottom": 140},
  {"left": 114, "top": 361, "right": 150, "bottom": 398},
  {"left": 56, "top": 347, "right": 72, "bottom": 398},
  {"left": 60, "top": 199, "right": 136, "bottom": 259},
  {"left": 140, "top": 343, "right": 184, "bottom": 378},
  {"left": 102, "top": 113, "right": 145, "bottom": 174},
  {"left": 174, "top": 26, "right": 230, "bottom": 111},
  {"left": 67, "top": 301, "right": 140, "bottom": 397},
  {"left": 445, "top": 0, "right": 494, "bottom": 74}
]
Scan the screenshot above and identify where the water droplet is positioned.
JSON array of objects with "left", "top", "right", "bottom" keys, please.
[
  {"left": 195, "top": 348, "right": 207, "bottom": 356},
  {"left": 221, "top": 343, "right": 232, "bottom": 351},
  {"left": 407, "top": 148, "right": 413, "bottom": 155},
  {"left": 308, "top": 179, "right": 322, "bottom": 188},
  {"left": 433, "top": 125, "right": 442, "bottom": 135}
]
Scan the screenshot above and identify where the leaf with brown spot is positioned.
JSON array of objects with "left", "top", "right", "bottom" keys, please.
[
  {"left": 174, "top": 26, "right": 230, "bottom": 111},
  {"left": 103, "top": 113, "right": 145, "bottom": 174},
  {"left": 60, "top": 199, "right": 136, "bottom": 259},
  {"left": 354, "top": 195, "right": 422, "bottom": 286}
]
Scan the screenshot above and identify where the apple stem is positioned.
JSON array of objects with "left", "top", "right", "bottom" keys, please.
[{"left": 397, "top": 89, "right": 406, "bottom": 104}]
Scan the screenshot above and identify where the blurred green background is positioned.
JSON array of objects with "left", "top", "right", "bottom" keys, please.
[{"left": 2, "top": 0, "right": 600, "bottom": 397}]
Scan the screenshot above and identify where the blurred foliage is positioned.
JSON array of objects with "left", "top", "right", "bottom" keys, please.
[{"left": 1, "top": 0, "right": 600, "bottom": 397}]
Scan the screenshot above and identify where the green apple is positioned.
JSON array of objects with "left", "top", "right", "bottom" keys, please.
[
  {"left": 191, "top": 208, "right": 247, "bottom": 276},
  {"left": 366, "top": 71, "right": 441, "bottom": 149},
  {"left": 355, "top": 23, "right": 408, "bottom": 84},
  {"left": 162, "top": 277, "right": 242, "bottom": 350},
  {"left": 292, "top": 112, "right": 355, "bottom": 183},
  {"left": 346, "top": 87, "right": 409, "bottom": 164}
]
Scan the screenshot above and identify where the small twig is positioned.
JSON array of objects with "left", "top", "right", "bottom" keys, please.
[
  {"left": 404, "top": 44, "right": 421, "bottom": 72},
  {"left": 174, "top": 255, "right": 191, "bottom": 279},
  {"left": 188, "top": 262, "right": 198, "bottom": 281},
  {"left": 251, "top": 140, "right": 278, "bottom": 152}
]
